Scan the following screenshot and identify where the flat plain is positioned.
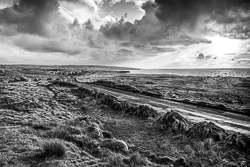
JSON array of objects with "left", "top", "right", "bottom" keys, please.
[{"left": 0, "top": 65, "right": 249, "bottom": 167}]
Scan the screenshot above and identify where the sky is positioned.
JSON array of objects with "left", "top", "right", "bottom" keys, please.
[{"left": 0, "top": 0, "right": 250, "bottom": 69}]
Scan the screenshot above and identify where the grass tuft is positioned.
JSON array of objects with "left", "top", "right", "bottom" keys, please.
[
  {"left": 124, "top": 152, "right": 147, "bottom": 167},
  {"left": 106, "top": 155, "right": 127, "bottom": 167},
  {"left": 38, "top": 140, "right": 66, "bottom": 159}
]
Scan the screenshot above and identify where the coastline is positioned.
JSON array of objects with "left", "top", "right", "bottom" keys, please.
[{"left": 129, "top": 68, "right": 250, "bottom": 77}]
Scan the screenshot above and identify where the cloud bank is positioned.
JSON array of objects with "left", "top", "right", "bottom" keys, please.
[
  {"left": 0, "top": 0, "right": 249, "bottom": 68},
  {"left": 0, "top": 0, "right": 60, "bottom": 36},
  {"left": 154, "top": 0, "right": 250, "bottom": 36}
]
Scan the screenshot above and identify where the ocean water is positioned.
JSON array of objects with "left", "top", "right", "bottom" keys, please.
[{"left": 129, "top": 68, "right": 250, "bottom": 77}]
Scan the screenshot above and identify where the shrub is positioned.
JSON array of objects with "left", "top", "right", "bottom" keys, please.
[{"left": 38, "top": 140, "right": 66, "bottom": 159}]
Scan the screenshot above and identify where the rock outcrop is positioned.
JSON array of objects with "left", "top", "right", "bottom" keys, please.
[
  {"left": 187, "top": 122, "right": 227, "bottom": 141},
  {"left": 156, "top": 110, "right": 190, "bottom": 132}
]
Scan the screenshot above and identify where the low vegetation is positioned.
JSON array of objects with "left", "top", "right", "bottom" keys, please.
[
  {"left": 38, "top": 140, "right": 66, "bottom": 159},
  {"left": 0, "top": 65, "right": 249, "bottom": 166}
]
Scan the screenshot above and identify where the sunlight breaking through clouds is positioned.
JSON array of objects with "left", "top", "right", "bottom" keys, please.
[{"left": 0, "top": 0, "right": 249, "bottom": 68}]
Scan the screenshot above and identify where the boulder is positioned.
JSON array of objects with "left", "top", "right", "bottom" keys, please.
[
  {"left": 110, "top": 100, "right": 123, "bottom": 111},
  {"left": 100, "top": 94, "right": 117, "bottom": 106},
  {"left": 188, "top": 121, "right": 227, "bottom": 141},
  {"left": 156, "top": 110, "right": 190, "bottom": 132},
  {"left": 137, "top": 105, "right": 158, "bottom": 118}
]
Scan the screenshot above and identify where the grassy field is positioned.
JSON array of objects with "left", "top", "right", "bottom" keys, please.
[{"left": 0, "top": 65, "right": 249, "bottom": 167}]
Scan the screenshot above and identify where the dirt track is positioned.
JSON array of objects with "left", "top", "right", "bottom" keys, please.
[{"left": 76, "top": 79, "right": 250, "bottom": 135}]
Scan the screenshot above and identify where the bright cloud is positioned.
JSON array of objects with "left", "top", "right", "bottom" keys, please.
[{"left": 0, "top": 0, "right": 249, "bottom": 68}]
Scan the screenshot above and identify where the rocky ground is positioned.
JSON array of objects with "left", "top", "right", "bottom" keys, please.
[
  {"left": 0, "top": 65, "right": 250, "bottom": 167},
  {"left": 80, "top": 73, "right": 250, "bottom": 115}
]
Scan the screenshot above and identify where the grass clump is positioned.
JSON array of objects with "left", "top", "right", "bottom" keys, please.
[
  {"left": 45, "top": 128, "right": 71, "bottom": 140},
  {"left": 31, "top": 123, "right": 52, "bottom": 131},
  {"left": 38, "top": 140, "right": 66, "bottom": 159},
  {"left": 124, "top": 152, "right": 147, "bottom": 167},
  {"left": 44, "top": 125, "right": 81, "bottom": 140},
  {"left": 106, "top": 155, "right": 127, "bottom": 167}
]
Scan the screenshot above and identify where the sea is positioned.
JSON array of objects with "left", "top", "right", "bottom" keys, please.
[{"left": 129, "top": 68, "right": 250, "bottom": 77}]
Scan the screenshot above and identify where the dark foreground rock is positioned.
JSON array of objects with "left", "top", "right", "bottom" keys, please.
[
  {"left": 187, "top": 121, "right": 228, "bottom": 141},
  {"left": 156, "top": 109, "right": 190, "bottom": 132}
]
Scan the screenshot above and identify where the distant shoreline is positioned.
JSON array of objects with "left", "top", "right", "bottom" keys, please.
[
  {"left": 0, "top": 64, "right": 249, "bottom": 70},
  {"left": 129, "top": 68, "right": 250, "bottom": 77}
]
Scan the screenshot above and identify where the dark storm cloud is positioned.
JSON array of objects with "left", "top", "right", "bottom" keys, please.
[
  {"left": 101, "top": 0, "right": 250, "bottom": 43},
  {"left": 0, "top": 0, "right": 85, "bottom": 56},
  {"left": 154, "top": 0, "right": 250, "bottom": 31},
  {"left": 0, "top": 0, "right": 59, "bottom": 36},
  {"left": 100, "top": 17, "right": 134, "bottom": 40},
  {"left": 99, "top": 0, "right": 211, "bottom": 46}
]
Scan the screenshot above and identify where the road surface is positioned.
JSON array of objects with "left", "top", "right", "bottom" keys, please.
[{"left": 75, "top": 79, "right": 250, "bottom": 134}]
